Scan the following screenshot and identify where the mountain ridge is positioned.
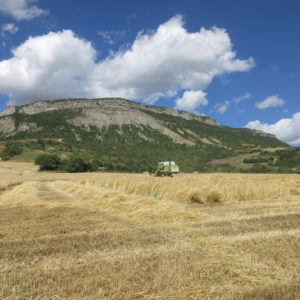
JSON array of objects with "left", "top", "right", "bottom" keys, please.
[
  {"left": 0, "top": 97, "right": 277, "bottom": 140},
  {"left": 0, "top": 98, "right": 289, "bottom": 172},
  {"left": 0, "top": 98, "right": 219, "bottom": 125}
]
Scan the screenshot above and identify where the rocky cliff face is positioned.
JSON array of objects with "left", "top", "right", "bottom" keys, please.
[
  {"left": 0, "top": 98, "right": 222, "bottom": 145},
  {"left": 0, "top": 116, "right": 15, "bottom": 134},
  {"left": 0, "top": 98, "right": 219, "bottom": 126},
  {"left": 247, "top": 129, "right": 276, "bottom": 139},
  {"left": 0, "top": 105, "right": 16, "bottom": 116}
]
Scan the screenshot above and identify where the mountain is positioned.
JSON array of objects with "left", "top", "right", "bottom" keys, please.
[{"left": 0, "top": 98, "right": 289, "bottom": 172}]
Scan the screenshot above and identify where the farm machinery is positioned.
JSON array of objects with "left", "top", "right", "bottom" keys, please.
[{"left": 153, "top": 161, "right": 179, "bottom": 177}]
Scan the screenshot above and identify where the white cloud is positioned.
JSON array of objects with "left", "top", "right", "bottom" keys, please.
[
  {"left": 93, "top": 15, "right": 254, "bottom": 105},
  {"left": 214, "top": 92, "right": 250, "bottom": 115},
  {"left": 0, "top": 0, "right": 48, "bottom": 21},
  {"left": 0, "top": 30, "right": 96, "bottom": 103},
  {"left": 0, "top": 15, "right": 254, "bottom": 108},
  {"left": 215, "top": 100, "right": 230, "bottom": 114},
  {"left": 255, "top": 95, "right": 285, "bottom": 110},
  {"left": 233, "top": 91, "right": 251, "bottom": 103},
  {"left": 245, "top": 113, "right": 300, "bottom": 145},
  {"left": 1, "top": 23, "right": 19, "bottom": 36},
  {"left": 175, "top": 90, "right": 208, "bottom": 112}
]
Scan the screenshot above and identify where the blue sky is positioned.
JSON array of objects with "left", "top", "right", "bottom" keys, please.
[{"left": 0, "top": 0, "right": 299, "bottom": 144}]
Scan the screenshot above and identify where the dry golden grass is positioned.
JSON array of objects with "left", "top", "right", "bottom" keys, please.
[
  {"left": 0, "top": 180, "right": 23, "bottom": 192},
  {"left": 0, "top": 162, "right": 300, "bottom": 299},
  {"left": 73, "top": 173, "right": 299, "bottom": 202}
]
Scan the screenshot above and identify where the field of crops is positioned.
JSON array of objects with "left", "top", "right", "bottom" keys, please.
[{"left": 0, "top": 162, "right": 300, "bottom": 299}]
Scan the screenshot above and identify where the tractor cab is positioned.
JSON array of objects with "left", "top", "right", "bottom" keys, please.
[{"left": 154, "top": 161, "right": 179, "bottom": 177}]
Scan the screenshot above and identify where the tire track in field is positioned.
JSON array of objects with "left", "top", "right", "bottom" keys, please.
[{"left": 37, "top": 181, "right": 77, "bottom": 203}]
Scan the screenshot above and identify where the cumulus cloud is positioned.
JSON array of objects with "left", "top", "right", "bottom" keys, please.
[
  {"left": 1, "top": 23, "right": 19, "bottom": 36},
  {"left": 245, "top": 113, "right": 300, "bottom": 145},
  {"left": 0, "top": 0, "right": 48, "bottom": 21},
  {"left": 255, "top": 95, "right": 285, "bottom": 110},
  {"left": 0, "top": 30, "right": 96, "bottom": 103},
  {"left": 215, "top": 100, "right": 230, "bottom": 114},
  {"left": 92, "top": 16, "right": 254, "bottom": 106},
  {"left": 175, "top": 90, "right": 208, "bottom": 112},
  {"left": 0, "top": 15, "right": 254, "bottom": 108}
]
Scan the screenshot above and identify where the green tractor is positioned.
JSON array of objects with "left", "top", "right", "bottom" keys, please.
[{"left": 154, "top": 161, "right": 179, "bottom": 177}]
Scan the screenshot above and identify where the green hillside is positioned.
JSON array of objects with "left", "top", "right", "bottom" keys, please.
[{"left": 0, "top": 98, "right": 291, "bottom": 173}]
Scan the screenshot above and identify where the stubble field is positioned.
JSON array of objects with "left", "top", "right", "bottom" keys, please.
[{"left": 0, "top": 162, "right": 300, "bottom": 299}]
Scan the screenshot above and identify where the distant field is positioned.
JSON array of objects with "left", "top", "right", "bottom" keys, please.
[
  {"left": 208, "top": 153, "right": 253, "bottom": 168},
  {"left": 0, "top": 162, "right": 300, "bottom": 299}
]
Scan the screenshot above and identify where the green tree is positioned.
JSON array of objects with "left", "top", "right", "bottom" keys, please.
[
  {"left": 64, "top": 152, "right": 98, "bottom": 172},
  {"left": 37, "top": 138, "right": 46, "bottom": 151},
  {"left": 35, "top": 154, "right": 61, "bottom": 170},
  {"left": 0, "top": 142, "right": 23, "bottom": 161}
]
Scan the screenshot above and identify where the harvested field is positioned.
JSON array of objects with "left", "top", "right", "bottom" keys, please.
[
  {"left": 208, "top": 154, "right": 250, "bottom": 165},
  {"left": 0, "top": 162, "right": 300, "bottom": 299}
]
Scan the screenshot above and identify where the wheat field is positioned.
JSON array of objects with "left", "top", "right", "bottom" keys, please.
[{"left": 0, "top": 162, "right": 300, "bottom": 299}]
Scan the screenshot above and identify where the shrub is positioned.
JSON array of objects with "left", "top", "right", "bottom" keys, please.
[
  {"left": 0, "top": 142, "right": 23, "bottom": 160},
  {"left": 91, "top": 159, "right": 102, "bottom": 170},
  {"left": 0, "top": 152, "right": 13, "bottom": 161},
  {"left": 63, "top": 152, "right": 98, "bottom": 173},
  {"left": 249, "top": 163, "right": 272, "bottom": 173},
  {"left": 35, "top": 154, "right": 61, "bottom": 170},
  {"left": 37, "top": 138, "right": 46, "bottom": 151},
  {"left": 243, "top": 158, "right": 257, "bottom": 164}
]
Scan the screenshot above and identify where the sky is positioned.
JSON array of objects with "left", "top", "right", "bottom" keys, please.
[{"left": 0, "top": 0, "right": 299, "bottom": 145}]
